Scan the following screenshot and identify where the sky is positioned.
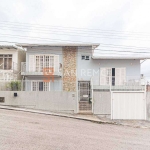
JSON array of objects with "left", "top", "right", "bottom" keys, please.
[{"left": 0, "top": 0, "right": 150, "bottom": 77}]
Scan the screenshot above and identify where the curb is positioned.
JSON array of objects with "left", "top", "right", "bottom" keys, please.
[
  {"left": 0, "top": 105, "right": 107, "bottom": 124},
  {"left": 0, "top": 105, "right": 149, "bottom": 129}
]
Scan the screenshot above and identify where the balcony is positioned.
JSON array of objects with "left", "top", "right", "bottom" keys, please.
[
  {"left": 91, "top": 76, "right": 146, "bottom": 91},
  {"left": 21, "top": 62, "right": 62, "bottom": 77}
]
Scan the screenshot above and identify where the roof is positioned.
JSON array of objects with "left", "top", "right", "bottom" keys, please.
[
  {"left": 0, "top": 45, "right": 24, "bottom": 51},
  {"left": 92, "top": 55, "right": 150, "bottom": 60},
  {"left": 16, "top": 43, "right": 100, "bottom": 49}
]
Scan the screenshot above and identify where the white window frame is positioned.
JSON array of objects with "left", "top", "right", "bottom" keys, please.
[
  {"left": 33, "top": 54, "right": 58, "bottom": 72},
  {"left": 31, "top": 80, "right": 50, "bottom": 91},
  {"left": 100, "top": 67, "right": 126, "bottom": 86}
]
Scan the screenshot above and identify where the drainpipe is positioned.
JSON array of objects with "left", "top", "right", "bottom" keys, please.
[{"left": 90, "top": 76, "right": 94, "bottom": 113}]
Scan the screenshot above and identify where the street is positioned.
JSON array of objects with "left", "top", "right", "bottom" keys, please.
[{"left": 0, "top": 109, "right": 150, "bottom": 150}]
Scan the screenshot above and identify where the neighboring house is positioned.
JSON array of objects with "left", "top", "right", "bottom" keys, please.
[
  {"left": 0, "top": 45, "right": 26, "bottom": 81},
  {"left": 18, "top": 43, "right": 150, "bottom": 120}
]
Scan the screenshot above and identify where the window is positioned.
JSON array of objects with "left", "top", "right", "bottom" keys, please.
[
  {"left": 29, "top": 54, "right": 59, "bottom": 72},
  {"left": 32, "top": 81, "right": 50, "bottom": 91},
  {"left": 0, "top": 54, "right": 12, "bottom": 70},
  {"left": 100, "top": 68, "right": 126, "bottom": 86},
  {"left": 81, "top": 55, "right": 90, "bottom": 60}
]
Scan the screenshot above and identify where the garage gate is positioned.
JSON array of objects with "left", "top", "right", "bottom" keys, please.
[{"left": 111, "top": 92, "right": 146, "bottom": 120}]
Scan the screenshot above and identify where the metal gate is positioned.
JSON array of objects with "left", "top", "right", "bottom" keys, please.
[
  {"left": 78, "top": 81, "right": 90, "bottom": 101},
  {"left": 111, "top": 92, "right": 146, "bottom": 120}
]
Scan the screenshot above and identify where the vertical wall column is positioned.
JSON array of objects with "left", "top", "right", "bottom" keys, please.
[{"left": 63, "top": 46, "right": 77, "bottom": 92}]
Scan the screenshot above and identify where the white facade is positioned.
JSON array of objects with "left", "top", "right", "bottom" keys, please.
[{"left": 0, "top": 45, "right": 26, "bottom": 81}]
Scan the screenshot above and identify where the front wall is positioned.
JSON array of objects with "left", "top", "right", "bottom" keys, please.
[
  {"left": 93, "top": 91, "right": 111, "bottom": 115},
  {"left": 0, "top": 91, "right": 77, "bottom": 113},
  {"left": 63, "top": 46, "right": 77, "bottom": 92},
  {"left": 147, "top": 92, "right": 150, "bottom": 120}
]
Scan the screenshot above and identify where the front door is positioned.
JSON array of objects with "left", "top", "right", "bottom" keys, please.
[
  {"left": 78, "top": 81, "right": 90, "bottom": 101},
  {"left": 78, "top": 81, "right": 92, "bottom": 112}
]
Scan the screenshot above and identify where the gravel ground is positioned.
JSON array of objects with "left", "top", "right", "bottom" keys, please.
[{"left": 0, "top": 109, "right": 150, "bottom": 150}]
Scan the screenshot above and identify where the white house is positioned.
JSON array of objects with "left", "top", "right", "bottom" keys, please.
[
  {"left": 0, "top": 45, "right": 26, "bottom": 81},
  {"left": 14, "top": 43, "right": 150, "bottom": 120}
]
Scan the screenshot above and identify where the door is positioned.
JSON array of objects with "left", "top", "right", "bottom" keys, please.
[
  {"left": 78, "top": 81, "right": 92, "bottom": 112},
  {"left": 112, "top": 92, "right": 146, "bottom": 120},
  {"left": 78, "top": 81, "right": 90, "bottom": 101}
]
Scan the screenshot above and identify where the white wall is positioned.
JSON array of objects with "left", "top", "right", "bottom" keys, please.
[
  {"left": 147, "top": 92, "right": 150, "bottom": 120},
  {"left": 93, "top": 91, "right": 111, "bottom": 115},
  {"left": 77, "top": 46, "right": 140, "bottom": 81},
  {"left": 0, "top": 91, "right": 77, "bottom": 113}
]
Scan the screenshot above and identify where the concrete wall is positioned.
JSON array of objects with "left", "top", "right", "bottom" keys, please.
[
  {"left": 93, "top": 91, "right": 111, "bottom": 115},
  {"left": 147, "top": 92, "right": 150, "bottom": 120},
  {"left": 0, "top": 91, "right": 77, "bottom": 113}
]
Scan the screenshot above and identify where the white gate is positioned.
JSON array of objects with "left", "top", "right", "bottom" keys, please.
[{"left": 111, "top": 92, "right": 146, "bottom": 120}]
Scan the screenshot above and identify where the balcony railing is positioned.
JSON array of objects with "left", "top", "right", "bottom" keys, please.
[
  {"left": 21, "top": 62, "right": 62, "bottom": 76},
  {"left": 0, "top": 62, "right": 18, "bottom": 72},
  {"left": 91, "top": 76, "right": 146, "bottom": 91}
]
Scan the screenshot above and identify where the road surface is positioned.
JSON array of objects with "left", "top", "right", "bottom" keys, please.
[{"left": 0, "top": 109, "right": 150, "bottom": 150}]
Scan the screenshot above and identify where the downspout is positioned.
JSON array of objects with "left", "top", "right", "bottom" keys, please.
[{"left": 90, "top": 76, "right": 94, "bottom": 113}]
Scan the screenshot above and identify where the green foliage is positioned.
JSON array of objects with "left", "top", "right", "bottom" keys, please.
[{"left": 7, "top": 81, "right": 21, "bottom": 91}]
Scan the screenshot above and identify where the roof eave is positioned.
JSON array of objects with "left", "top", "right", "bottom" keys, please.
[{"left": 92, "top": 56, "right": 150, "bottom": 60}]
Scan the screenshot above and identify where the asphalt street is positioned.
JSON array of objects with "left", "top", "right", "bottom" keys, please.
[{"left": 0, "top": 109, "right": 150, "bottom": 150}]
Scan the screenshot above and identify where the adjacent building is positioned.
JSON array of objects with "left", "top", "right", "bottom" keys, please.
[{"left": 0, "top": 45, "right": 26, "bottom": 81}]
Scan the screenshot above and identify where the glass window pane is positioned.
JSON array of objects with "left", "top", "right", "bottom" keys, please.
[
  {"left": 0, "top": 58, "right": 3, "bottom": 69},
  {"left": 39, "top": 82, "right": 43, "bottom": 91}
]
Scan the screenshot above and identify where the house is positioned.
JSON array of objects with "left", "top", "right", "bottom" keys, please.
[
  {"left": 0, "top": 45, "right": 26, "bottom": 81},
  {"left": 16, "top": 43, "right": 150, "bottom": 120}
]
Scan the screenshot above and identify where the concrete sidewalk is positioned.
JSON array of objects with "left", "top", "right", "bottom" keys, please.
[
  {"left": 0, "top": 105, "right": 106, "bottom": 123},
  {"left": 0, "top": 105, "right": 150, "bottom": 129}
]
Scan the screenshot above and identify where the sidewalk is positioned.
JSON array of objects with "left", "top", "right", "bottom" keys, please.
[
  {"left": 0, "top": 105, "right": 106, "bottom": 123},
  {"left": 0, "top": 105, "right": 150, "bottom": 129}
]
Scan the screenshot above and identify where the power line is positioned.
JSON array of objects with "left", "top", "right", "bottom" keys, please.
[
  {"left": 0, "top": 23, "right": 150, "bottom": 38},
  {"left": 0, "top": 41, "right": 150, "bottom": 57},
  {"left": 1, "top": 20, "right": 150, "bottom": 36},
  {"left": 0, "top": 21, "right": 150, "bottom": 48},
  {"left": 1, "top": 25, "right": 150, "bottom": 41},
  {"left": 1, "top": 33, "right": 150, "bottom": 52},
  {"left": 0, "top": 40, "right": 150, "bottom": 54}
]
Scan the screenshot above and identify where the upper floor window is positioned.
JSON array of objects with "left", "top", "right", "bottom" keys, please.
[
  {"left": 29, "top": 54, "right": 59, "bottom": 73},
  {"left": 81, "top": 55, "right": 90, "bottom": 60},
  {"left": 0, "top": 54, "right": 12, "bottom": 70}
]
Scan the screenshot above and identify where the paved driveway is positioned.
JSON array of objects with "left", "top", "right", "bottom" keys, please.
[{"left": 0, "top": 109, "right": 150, "bottom": 150}]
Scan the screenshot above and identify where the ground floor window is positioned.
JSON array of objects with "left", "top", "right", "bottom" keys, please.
[{"left": 32, "top": 81, "right": 50, "bottom": 91}]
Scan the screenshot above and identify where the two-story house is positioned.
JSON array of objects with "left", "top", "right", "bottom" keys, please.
[{"left": 18, "top": 43, "right": 150, "bottom": 119}]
